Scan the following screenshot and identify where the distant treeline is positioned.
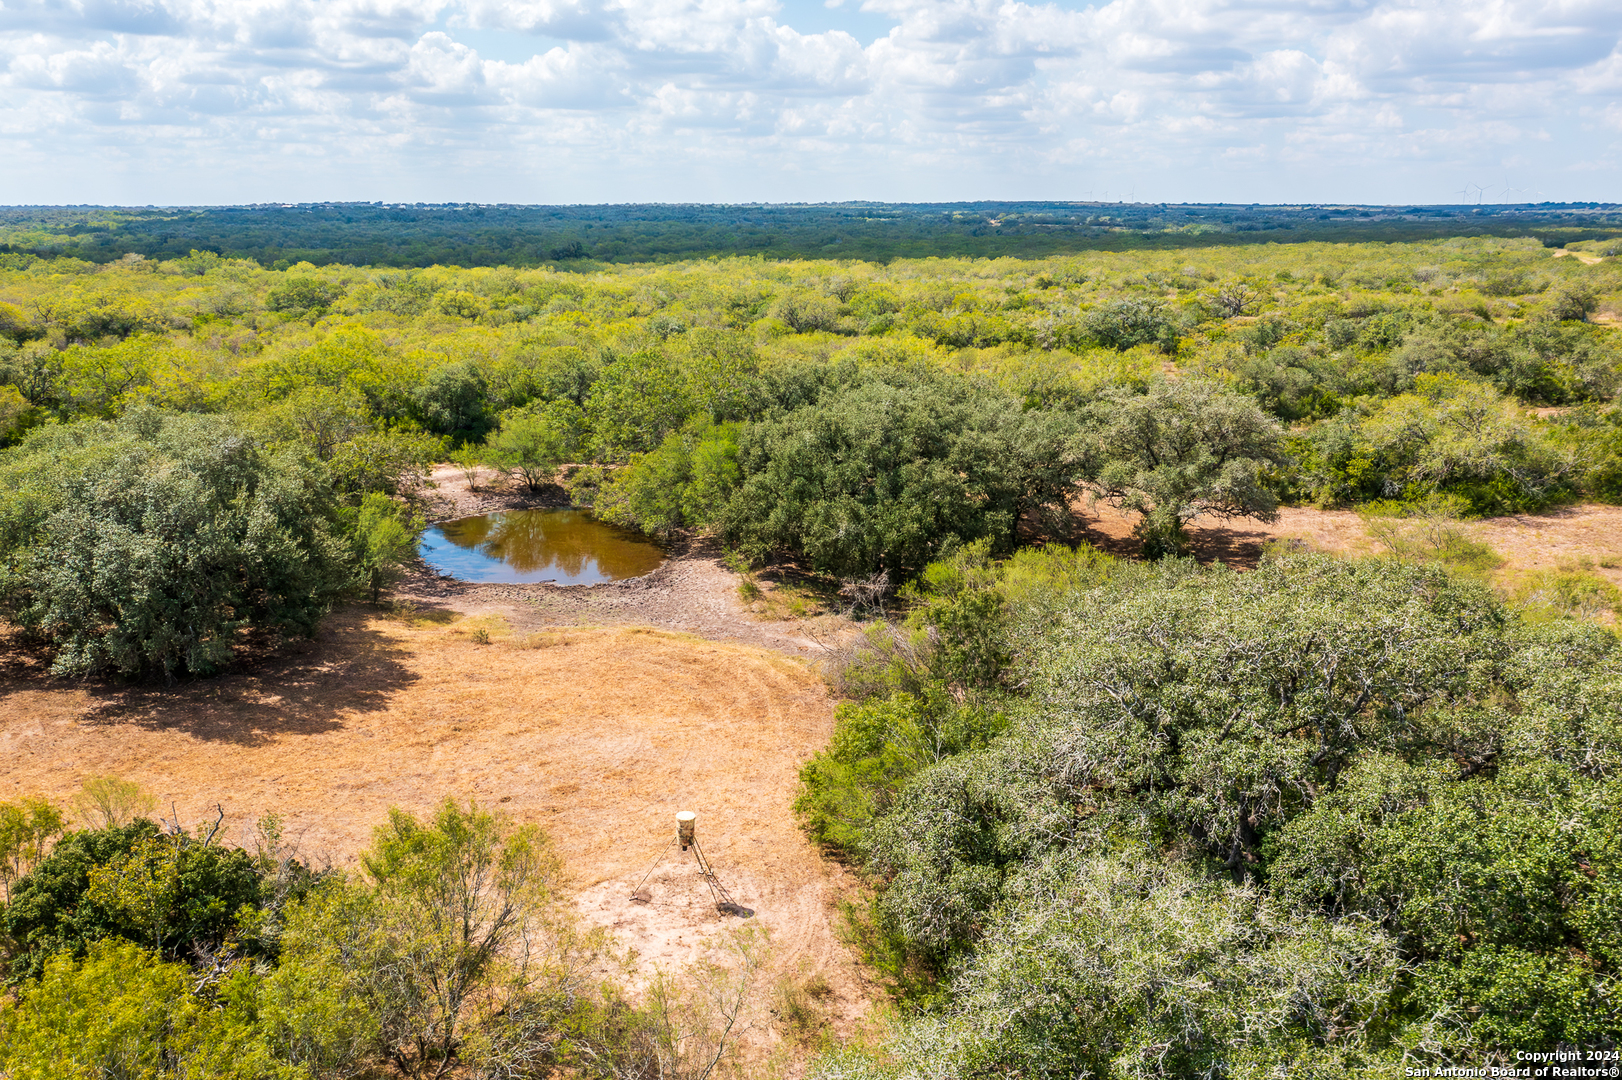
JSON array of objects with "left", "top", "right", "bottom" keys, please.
[{"left": 3, "top": 201, "right": 1622, "bottom": 269}]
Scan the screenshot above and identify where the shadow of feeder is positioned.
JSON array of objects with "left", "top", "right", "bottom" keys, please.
[{"left": 628, "top": 810, "right": 752, "bottom": 917}]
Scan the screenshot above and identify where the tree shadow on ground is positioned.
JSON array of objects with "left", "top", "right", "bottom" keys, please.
[
  {"left": 52, "top": 606, "right": 422, "bottom": 747},
  {"left": 1069, "top": 504, "right": 1279, "bottom": 569},
  {"left": 1180, "top": 521, "right": 1278, "bottom": 569}
]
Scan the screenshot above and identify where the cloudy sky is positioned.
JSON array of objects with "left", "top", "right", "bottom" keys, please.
[{"left": 1, "top": 0, "right": 1620, "bottom": 205}]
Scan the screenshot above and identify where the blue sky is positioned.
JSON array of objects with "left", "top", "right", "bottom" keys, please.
[{"left": 1, "top": 0, "right": 1619, "bottom": 206}]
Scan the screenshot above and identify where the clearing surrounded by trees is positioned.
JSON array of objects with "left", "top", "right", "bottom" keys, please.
[{"left": 2, "top": 215, "right": 1620, "bottom": 1076}]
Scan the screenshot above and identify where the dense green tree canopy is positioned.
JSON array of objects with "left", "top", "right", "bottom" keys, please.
[
  {"left": 0, "top": 413, "right": 353, "bottom": 678},
  {"left": 722, "top": 369, "right": 1082, "bottom": 577},
  {"left": 1, "top": 819, "right": 262, "bottom": 982},
  {"left": 3, "top": 202, "right": 1617, "bottom": 268},
  {"left": 0, "top": 800, "right": 668, "bottom": 1080},
  {"left": 1079, "top": 375, "right": 1286, "bottom": 555},
  {"left": 0, "top": 939, "right": 299, "bottom": 1080},
  {"left": 803, "top": 551, "right": 1622, "bottom": 1075}
]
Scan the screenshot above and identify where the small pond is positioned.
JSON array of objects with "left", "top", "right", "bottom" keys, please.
[{"left": 419, "top": 509, "right": 666, "bottom": 586}]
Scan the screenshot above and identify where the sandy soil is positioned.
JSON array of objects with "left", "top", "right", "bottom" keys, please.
[
  {"left": 5, "top": 460, "right": 1617, "bottom": 1068},
  {"left": 0, "top": 464, "right": 872, "bottom": 1059},
  {"left": 1077, "top": 500, "right": 1622, "bottom": 593},
  {"left": 1075, "top": 502, "right": 1368, "bottom": 566},
  {"left": 419, "top": 462, "right": 573, "bottom": 520},
  {"left": 0, "top": 614, "right": 873, "bottom": 1051},
  {"left": 1465, "top": 505, "right": 1622, "bottom": 586},
  {"left": 395, "top": 538, "right": 833, "bottom": 658}
]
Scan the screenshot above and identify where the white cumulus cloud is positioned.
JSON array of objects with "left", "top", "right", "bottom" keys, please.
[{"left": 0, "top": 0, "right": 1617, "bottom": 202}]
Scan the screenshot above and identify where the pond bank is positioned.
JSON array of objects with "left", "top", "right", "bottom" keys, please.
[
  {"left": 396, "top": 536, "right": 836, "bottom": 657},
  {"left": 404, "top": 464, "right": 842, "bottom": 656},
  {"left": 418, "top": 462, "right": 570, "bottom": 522}
]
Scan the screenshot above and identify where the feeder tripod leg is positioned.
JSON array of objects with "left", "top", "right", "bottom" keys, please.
[
  {"left": 690, "top": 838, "right": 741, "bottom": 913},
  {"left": 627, "top": 840, "right": 675, "bottom": 902}
]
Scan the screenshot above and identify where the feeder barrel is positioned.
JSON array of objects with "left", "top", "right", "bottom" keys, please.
[{"left": 676, "top": 810, "right": 696, "bottom": 849}]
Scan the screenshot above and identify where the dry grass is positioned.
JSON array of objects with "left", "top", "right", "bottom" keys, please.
[
  {"left": 1078, "top": 501, "right": 1622, "bottom": 624},
  {"left": 0, "top": 610, "right": 874, "bottom": 1049},
  {"left": 1078, "top": 502, "right": 1371, "bottom": 566},
  {"left": 8, "top": 494, "right": 1616, "bottom": 1067},
  {"left": 743, "top": 578, "right": 836, "bottom": 622}
]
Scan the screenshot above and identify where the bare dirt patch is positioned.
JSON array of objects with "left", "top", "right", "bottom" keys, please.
[
  {"left": 1076, "top": 502, "right": 1369, "bottom": 566},
  {"left": 1552, "top": 249, "right": 1606, "bottom": 266},
  {"left": 0, "top": 615, "right": 874, "bottom": 1045},
  {"left": 420, "top": 462, "right": 571, "bottom": 521},
  {"left": 1076, "top": 501, "right": 1622, "bottom": 590},
  {"left": 1468, "top": 504, "right": 1622, "bottom": 588},
  {"left": 396, "top": 537, "right": 838, "bottom": 658}
]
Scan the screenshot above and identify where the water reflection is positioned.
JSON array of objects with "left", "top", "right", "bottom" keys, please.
[{"left": 419, "top": 509, "right": 665, "bottom": 585}]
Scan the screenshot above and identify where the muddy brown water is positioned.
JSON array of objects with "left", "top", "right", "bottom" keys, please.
[{"left": 420, "top": 509, "right": 665, "bottom": 585}]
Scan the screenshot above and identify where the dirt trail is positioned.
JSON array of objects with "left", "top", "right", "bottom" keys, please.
[{"left": 1552, "top": 248, "right": 1606, "bottom": 266}]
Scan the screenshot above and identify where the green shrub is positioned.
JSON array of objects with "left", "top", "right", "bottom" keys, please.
[
  {"left": 0, "top": 384, "right": 35, "bottom": 444},
  {"left": 0, "top": 413, "right": 353, "bottom": 678},
  {"left": 1296, "top": 374, "right": 1575, "bottom": 512},
  {"left": 1547, "top": 283, "right": 1600, "bottom": 321},
  {"left": 0, "top": 797, "right": 64, "bottom": 903},
  {"left": 723, "top": 369, "right": 1081, "bottom": 578},
  {"left": 264, "top": 799, "right": 590, "bottom": 1080},
  {"left": 265, "top": 275, "right": 340, "bottom": 315},
  {"left": 2, "top": 820, "right": 262, "bottom": 981},
  {"left": 341, "top": 492, "right": 424, "bottom": 601},
  {"left": 1549, "top": 403, "right": 1622, "bottom": 502},
  {"left": 410, "top": 362, "right": 492, "bottom": 442},
  {"left": 1081, "top": 297, "right": 1184, "bottom": 352},
  {"left": 1269, "top": 759, "right": 1622, "bottom": 1049},
  {"left": 0, "top": 300, "right": 40, "bottom": 345},
  {"left": 796, "top": 693, "right": 1006, "bottom": 861},
  {"left": 435, "top": 289, "right": 485, "bottom": 320},
  {"left": 0, "top": 940, "right": 295, "bottom": 1080},
  {"left": 1511, "top": 564, "right": 1622, "bottom": 621},
  {"left": 325, "top": 429, "right": 443, "bottom": 497},
  {"left": 585, "top": 336, "right": 757, "bottom": 461},
  {"left": 809, "top": 552, "right": 1622, "bottom": 1071},
  {"left": 1079, "top": 375, "right": 1286, "bottom": 556},
  {"left": 1358, "top": 495, "right": 1504, "bottom": 576},
  {"left": 593, "top": 418, "right": 739, "bottom": 537},
  {"left": 815, "top": 855, "right": 1405, "bottom": 1080}
]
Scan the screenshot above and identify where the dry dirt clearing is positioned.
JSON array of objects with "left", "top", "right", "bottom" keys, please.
[
  {"left": 4, "top": 473, "right": 1619, "bottom": 1065},
  {"left": 0, "top": 613, "right": 873, "bottom": 1040},
  {"left": 1080, "top": 501, "right": 1622, "bottom": 588}
]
